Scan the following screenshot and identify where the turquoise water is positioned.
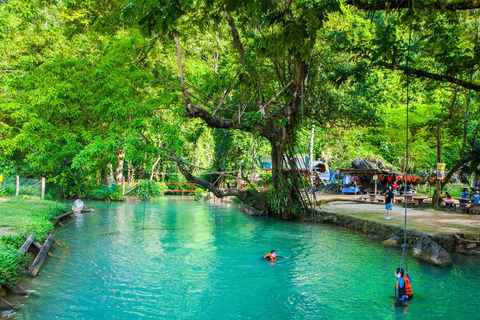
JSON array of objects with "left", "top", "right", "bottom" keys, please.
[{"left": 10, "top": 198, "right": 480, "bottom": 319}]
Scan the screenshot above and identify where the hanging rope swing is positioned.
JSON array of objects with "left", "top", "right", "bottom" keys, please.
[
  {"left": 394, "top": 13, "right": 414, "bottom": 304},
  {"left": 399, "top": 11, "right": 414, "bottom": 276}
]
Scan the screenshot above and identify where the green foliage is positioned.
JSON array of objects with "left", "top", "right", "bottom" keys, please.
[
  {"left": 258, "top": 171, "right": 273, "bottom": 187},
  {"left": 0, "top": 241, "right": 26, "bottom": 285},
  {"left": 1, "top": 0, "right": 479, "bottom": 216},
  {"left": 136, "top": 180, "right": 167, "bottom": 200},
  {"left": 0, "top": 199, "right": 67, "bottom": 284},
  {"left": 266, "top": 185, "right": 290, "bottom": 217},
  {"left": 91, "top": 184, "right": 125, "bottom": 201},
  {"left": 192, "top": 191, "right": 209, "bottom": 201}
]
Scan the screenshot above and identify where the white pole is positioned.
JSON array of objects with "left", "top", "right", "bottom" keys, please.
[
  {"left": 41, "top": 177, "right": 45, "bottom": 198},
  {"left": 309, "top": 124, "right": 315, "bottom": 190}
]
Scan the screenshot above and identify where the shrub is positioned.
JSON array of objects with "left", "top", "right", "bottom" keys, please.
[
  {"left": 136, "top": 180, "right": 168, "bottom": 200},
  {"left": 91, "top": 184, "right": 125, "bottom": 201}
]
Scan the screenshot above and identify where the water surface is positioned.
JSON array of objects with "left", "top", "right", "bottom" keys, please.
[{"left": 11, "top": 198, "right": 480, "bottom": 319}]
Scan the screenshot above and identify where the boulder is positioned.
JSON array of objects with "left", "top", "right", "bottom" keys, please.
[
  {"left": 412, "top": 234, "right": 452, "bottom": 267},
  {"left": 239, "top": 203, "right": 264, "bottom": 216},
  {"left": 72, "top": 199, "right": 85, "bottom": 214},
  {"left": 382, "top": 236, "right": 401, "bottom": 247}
]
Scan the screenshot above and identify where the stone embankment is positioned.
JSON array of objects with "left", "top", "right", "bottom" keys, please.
[{"left": 302, "top": 201, "right": 480, "bottom": 260}]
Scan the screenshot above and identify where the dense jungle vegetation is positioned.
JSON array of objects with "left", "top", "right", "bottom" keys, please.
[{"left": 1, "top": 0, "right": 479, "bottom": 218}]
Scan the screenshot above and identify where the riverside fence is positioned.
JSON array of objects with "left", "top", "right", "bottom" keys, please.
[{"left": 0, "top": 175, "right": 46, "bottom": 198}]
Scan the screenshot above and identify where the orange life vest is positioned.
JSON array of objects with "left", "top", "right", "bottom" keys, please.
[
  {"left": 396, "top": 276, "right": 413, "bottom": 297},
  {"left": 263, "top": 253, "right": 276, "bottom": 261}
]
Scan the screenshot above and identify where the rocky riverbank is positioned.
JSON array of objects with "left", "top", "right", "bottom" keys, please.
[{"left": 303, "top": 201, "right": 480, "bottom": 257}]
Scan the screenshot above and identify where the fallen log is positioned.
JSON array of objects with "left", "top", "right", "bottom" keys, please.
[
  {"left": 455, "top": 234, "right": 480, "bottom": 243},
  {"left": 56, "top": 210, "right": 73, "bottom": 221},
  {"left": 59, "top": 219, "right": 75, "bottom": 227},
  {"left": 17, "top": 234, "right": 35, "bottom": 257},
  {"left": 29, "top": 234, "right": 55, "bottom": 277},
  {"left": 4, "top": 282, "right": 28, "bottom": 295},
  {"left": 0, "top": 297, "right": 13, "bottom": 311}
]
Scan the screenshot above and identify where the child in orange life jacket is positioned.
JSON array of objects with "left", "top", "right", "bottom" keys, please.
[
  {"left": 395, "top": 268, "right": 413, "bottom": 301},
  {"left": 263, "top": 250, "right": 277, "bottom": 261}
]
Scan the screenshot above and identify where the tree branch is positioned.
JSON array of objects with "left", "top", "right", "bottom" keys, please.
[
  {"left": 159, "top": 146, "right": 255, "bottom": 201},
  {"left": 174, "top": 36, "right": 192, "bottom": 106},
  {"left": 347, "top": 0, "right": 480, "bottom": 11},
  {"left": 384, "top": 63, "right": 480, "bottom": 92},
  {"left": 173, "top": 35, "right": 272, "bottom": 137},
  {"left": 225, "top": 11, "right": 246, "bottom": 65},
  {"left": 132, "top": 35, "right": 159, "bottom": 65}
]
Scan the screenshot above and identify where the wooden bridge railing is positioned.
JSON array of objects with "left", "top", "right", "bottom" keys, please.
[{"left": 165, "top": 182, "right": 197, "bottom": 195}]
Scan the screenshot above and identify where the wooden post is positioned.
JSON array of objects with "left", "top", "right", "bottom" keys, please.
[
  {"left": 29, "top": 233, "right": 55, "bottom": 277},
  {"left": 41, "top": 177, "right": 45, "bottom": 198},
  {"left": 55, "top": 211, "right": 74, "bottom": 221},
  {"left": 17, "top": 235, "right": 35, "bottom": 256},
  {"left": 0, "top": 297, "right": 13, "bottom": 311},
  {"left": 122, "top": 176, "right": 125, "bottom": 196},
  {"left": 16, "top": 175, "right": 19, "bottom": 196},
  {"left": 4, "top": 282, "right": 28, "bottom": 296}
]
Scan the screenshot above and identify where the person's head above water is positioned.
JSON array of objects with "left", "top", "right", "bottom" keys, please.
[
  {"left": 263, "top": 250, "right": 277, "bottom": 261},
  {"left": 395, "top": 267, "right": 405, "bottom": 277}
]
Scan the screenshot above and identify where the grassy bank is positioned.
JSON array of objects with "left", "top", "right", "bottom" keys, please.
[{"left": 0, "top": 198, "right": 66, "bottom": 285}]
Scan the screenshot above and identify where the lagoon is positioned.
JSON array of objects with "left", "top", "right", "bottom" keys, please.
[{"left": 12, "top": 198, "right": 480, "bottom": 319}]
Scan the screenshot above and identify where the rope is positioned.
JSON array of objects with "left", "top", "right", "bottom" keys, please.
[{"left": 400, "top": 16, "right": 414, "bottom": 272}]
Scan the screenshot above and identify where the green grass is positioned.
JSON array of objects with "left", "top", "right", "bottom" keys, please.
[
  {"left": 0, "top": 197, "right": 67, "bottom": 284},
  {"left": 416, "top": 183, "right": 467, "bottom": 198}
]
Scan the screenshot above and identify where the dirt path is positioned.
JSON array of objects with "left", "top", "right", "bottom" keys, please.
[{"left": 315, "top": 195, "right": 480, "bottom": 236}]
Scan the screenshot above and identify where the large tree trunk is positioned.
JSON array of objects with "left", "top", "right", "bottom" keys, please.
[
  {"left": 115, "top": 149, "right": 125, "bottom": 184},
  {"left": 433, "top": 88, "right": 457, "bottom": 206},
  {"left": 169, "top": 31, "right": 311, "bottom": 220}
]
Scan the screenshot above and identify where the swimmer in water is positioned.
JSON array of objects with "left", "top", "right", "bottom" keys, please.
[{"left": 262, "top": 250, "right": 277, "bottom": 261}]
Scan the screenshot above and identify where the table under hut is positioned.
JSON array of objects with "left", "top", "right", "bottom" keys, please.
[{"left": 338, "top": 168, "right": 403, "bottom": 199}]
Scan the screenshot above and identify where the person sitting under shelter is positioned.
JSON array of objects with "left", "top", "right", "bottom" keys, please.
[
  {"left": 443, "top": 192, "right": 454, "bottom": 206},
  {"left": 461, "top": 189, "right": 470, "bottom": 199},
  {"left": 473, "top": 191, "right": 480, "bottom": 205}
]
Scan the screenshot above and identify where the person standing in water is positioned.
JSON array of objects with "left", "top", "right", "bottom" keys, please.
[{"left": 395, "top": 268, "right": 413, "bottom": 301}]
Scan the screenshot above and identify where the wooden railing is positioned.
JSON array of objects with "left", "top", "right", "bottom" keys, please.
[{"left": 165, "top": 182, "right": 197, "bottom": 195}]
